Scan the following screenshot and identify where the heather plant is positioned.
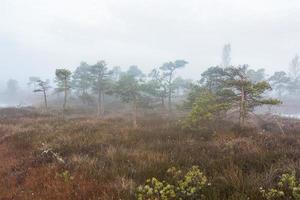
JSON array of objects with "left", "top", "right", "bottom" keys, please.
[{"left": 136, "top": 166, "right": 210, "bottom": 200}]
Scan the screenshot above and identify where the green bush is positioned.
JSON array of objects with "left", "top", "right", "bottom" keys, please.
[
  {"left": 136, "top": 166, "right": 210, "bottom": 200},
  {"left": 260, "top": 172, "right": 300, "bottom": 200},
  {"left": 182, "top": 89, "right": 230, "bottom": 131}
]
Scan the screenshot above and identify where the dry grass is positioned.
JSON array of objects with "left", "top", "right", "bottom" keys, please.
[{"left": 1, "top": 108, "right": 300, "bottom": 199}]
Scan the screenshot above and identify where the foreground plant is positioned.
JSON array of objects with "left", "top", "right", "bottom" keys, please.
[
  {"left": 260, "top": 172, "right": 300, "bottom": 200},
  {"left": 136, "top": 166, "right": 210, "bottom": 200}
]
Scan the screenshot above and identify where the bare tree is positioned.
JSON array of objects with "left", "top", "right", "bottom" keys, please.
[
  {"left": 288, "top": 55, "right": 300, "bottom": 94},
  {"left": 221, "top": 43, "right": 231, "bottom": 68},
  {"left": 289, "top": 55, "right": 300, "bottom": 80}
]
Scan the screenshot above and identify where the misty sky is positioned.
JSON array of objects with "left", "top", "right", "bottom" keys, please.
[{"left": 1, "top": 0, "right": 300, "bottom": 87}]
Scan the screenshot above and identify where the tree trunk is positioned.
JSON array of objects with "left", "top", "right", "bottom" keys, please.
[
  {"left": 133, "top": 97, "right": 138, "bottom": 128},
  {"left": 63, "top": 79, "right": 67, "bottom": 111},
  {"left": 168, "top": 88, "right": 172, "bottom": 113},
  {"left": 43, "top": 90, "right": 48, "bottom": 110},
  {"left": 167, "top": 72, "right": 173, "bottom": 113},
  {"left": 239, "top": 86, "right": 246, "bottom": 127},
  {"left": 278, "top": 88, "right": 282, "bottom": 99},
  {"left": 161, "top": 97, "right": 165, "bottom": 108},
  {"left": 81, "top": 91, "right": 86, "bottom": 105},
  {"left": 101, "top": 93, "right": 105, "bottom": 116},
  {"left": 97, "top": 90, "right": 102, "bottom": 118}
]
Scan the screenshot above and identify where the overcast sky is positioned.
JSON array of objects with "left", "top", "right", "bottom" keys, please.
[{"left": 1, "top": 0, "right": 300, "bottom": 86}]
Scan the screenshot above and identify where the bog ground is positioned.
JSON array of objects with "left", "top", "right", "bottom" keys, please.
[{"left": 0, "top": 108, "right": 300, "bottom": 200}]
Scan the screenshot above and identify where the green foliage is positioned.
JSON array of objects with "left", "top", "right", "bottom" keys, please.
[
  {"left": 183, "top": 88, "right": 230, "bottom": 130},
  {"left": 159, "top": 60, "right": 188, "bottom": 111},
  {"left": 114, "top": 70, "right": 143, "bottom": 103},
  {"left": 28, "top": 76, "right": 41, "bottom": 89},
  {"left": 183, "top": 84, "right": 204, "bottom": 109},
  {"left": 200, "top": 66, "right": 226, "bottom": 92},
  {"left": 111, "top": 66, "right": 122, "bottom": 81},
  {"left": 136, "top": 166, "right": 209, "bottom": 200},
  {"left": 246, "top": 68, "right": 266, "bottom": 83},
  {"left": 269, "top": 71, "right": 290, "bottom": 97},
  {"left": 193, "top": 65, "right": 281, "bottom": 127},
  {"left": 226, "top": 66, "right": 280, "bottom": 125},
  {"left": 237, "top": 80, "right": 281, "bottom": 108},
  {"left": 260, "top": 172, "right": 300, "bottom": 200},
  {"left": 146, "top": 68, "right": 191, "bottom": 108},
  {"left": 72, "top": 62, "right": 93, "bottom": 102},
  {"left": 146, "top": 68, "right": 168, "bottom": 103},
  {"left": 127, "top": 65, "right": 144, "bottom": 78},
  {"left": 31, "top": 79, "right": 51, "bottom": 108},
  {"left": 137, "top": 178, "right": 176, "bottom": 200},
  {"left": 55, "top": 68, "right": 72, "bottom": 110},
  {"left": 172, "top": 77, "right": 192, "bottom": 96},
  {"left": 89, "top": 60, "right": 112, "bottom": 93},
  {"left": 55, "top": 68, "right": 72, "bottom": 93},
  {"left": 33, "top": 79, "right": 51, "bottom": 93},
  {"left": 114, "top": 66, "right": 145, "bottom": 127},
  {"left": 160, "top": 60, "right": 188, "bottom": 74}
]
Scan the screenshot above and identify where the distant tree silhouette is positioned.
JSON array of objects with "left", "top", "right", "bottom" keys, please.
[
  {"left": 89, "top": 60, "right": 112, "bottom": 117},
  {"left": 159, "top": 60, "right": 188, "bottom": 112},
  {"left": 221, "top": 43, "right": 231, "bottom": 68},
  {"left": 114, "top": 66, "right": 144, "bottom": 128},
  {"left": 32, "top": 79, "right": 51, "bottom": 109},
  {"left": 6, "top": 79, "right": 19, "bottom": 96},
  {"left": 55, "top": 69, "right": 72, "bottom": 111}
]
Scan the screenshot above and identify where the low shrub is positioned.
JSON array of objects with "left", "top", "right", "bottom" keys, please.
[
  {"left": 260, "top": 172, "right": 300, "bottom": 200},
  {"left": 136, "top": 166, "right": 210, "bottom": 200}
]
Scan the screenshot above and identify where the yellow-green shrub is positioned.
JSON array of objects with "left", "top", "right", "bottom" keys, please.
[
  {"left": 136, "top": 166, "right": 210, "bottom": 200},
  {"left": 260, "top": 172, "right": 300, "bottom": 200}
]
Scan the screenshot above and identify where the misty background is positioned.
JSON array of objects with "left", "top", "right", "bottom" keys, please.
[
  {"left": 1, "top": 0, "right": 300, "bottom": 112},
  {"left": 1, "top": 0, "right": 300, "bottom": 85}
]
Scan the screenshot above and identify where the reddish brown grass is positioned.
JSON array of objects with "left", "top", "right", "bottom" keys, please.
[{"left": 1, "top": 108, "right": 300, "bottom": 199}]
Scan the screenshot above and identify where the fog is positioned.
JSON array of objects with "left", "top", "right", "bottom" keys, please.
[
  {"left": 2, "top": 2, "right": 300, "bottom": 196},
  {"left": 1, "top": 0, "right": 300, "bottom": 85},
  {"left": 1, "top": 0, "right": 300, "bottom": 114}
]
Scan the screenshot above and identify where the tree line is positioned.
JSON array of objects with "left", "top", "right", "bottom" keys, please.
[
  {"left": 26, "top": 61, "right": 283, "bottom": 129},
  {"left": 4, "top": 44, "right": 297, "bottom": 129},
  {"left": 28, "top": 60, "right": 190, "bottom": 127}
]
